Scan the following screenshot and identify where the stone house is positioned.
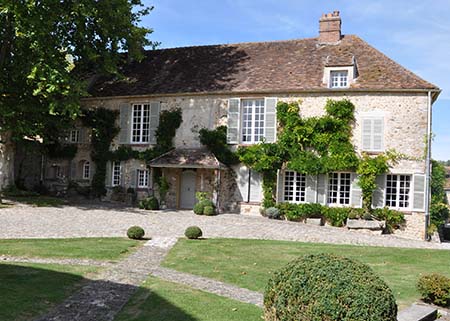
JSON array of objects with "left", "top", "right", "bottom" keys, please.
[{"left": 44, "top": 11, "right": 439, "bottom": 239}]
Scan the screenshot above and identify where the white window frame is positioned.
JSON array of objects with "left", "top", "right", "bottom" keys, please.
[
  {"left": 323, "top": 66, "right": 355, "bottom": 89},
  {"left": 283, "top": 171, "right": 306, "bottom": 203},
  {"left": 131, "top": 103, "right": 151, "bottom": 144},
  {"left": 69, "top": 129, "right": 80, "bottom": 143},
  {"left": 241, "top": 99, "right": 265, "bottom": 144},
  {"left": 83, "top": 161, "right": 91, "bottom": 180},
  {"left": 330, "top": 70, "right": 349, "bottom": 88},
  {"left": 385, "top": 174, "right": 412, "bottom": 210},
  {"left": 327, "top": 172, "right": 351, "bottom": 206},
  {"left": 137, "top": 169, "right": 149, "bottom": 188},
  {"left": 112, "top": 161, "right": 122, "bottom": 187}
]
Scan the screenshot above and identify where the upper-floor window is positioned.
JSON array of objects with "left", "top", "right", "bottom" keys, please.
[
  {"left": 83, "top": 161, "right": 91, "bottom": 180},
  {"left": 385, "top": 174, "right": 411, "bottom": 209},
  {"left": 137, "top": 169, "right": 149, "bottom": 188},
  {"left": 328, "top": 172, "right": 351, "bottom": 205},
  {"left": 283, "top": 171, "right": 306, "bottom": 203},
  {"left": 69, "top": 129, "right": 80, "bottom": 143},
  {"left": 112, "top": 161, "right": 122, "bottom": 186},
  {"left": 329, "top": 70, "right": 349, "bottom": 88},
  {"left": 242, "top": 99, "right": 265, "bottom": 143},
  {"left": 131, "top": 104, "right": 150, "bottom": 143},
  {"left": 362, "top": 117, "right": 384, "bottom": 152}
]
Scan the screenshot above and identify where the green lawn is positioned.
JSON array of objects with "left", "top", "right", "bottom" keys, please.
[
  {"left": 0, "top": 262, "right": 98, "bottom": 321},
  {"left": 115, "top": 277, "right": 262, "bottom": 321},
  {"left": 0, "top": 238, "right": 143, "bottom": 261},
  {"left": 163, "top": 238, "right": 450, "bottom": 308}
]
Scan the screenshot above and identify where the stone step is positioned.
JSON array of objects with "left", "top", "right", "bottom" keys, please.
[{"left": 397, "top": 303, "right": 438, "bottom": 321}]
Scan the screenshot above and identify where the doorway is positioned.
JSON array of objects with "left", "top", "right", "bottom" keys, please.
[{"left": 180, "top": 170, "right": 196, "bottom": 209}]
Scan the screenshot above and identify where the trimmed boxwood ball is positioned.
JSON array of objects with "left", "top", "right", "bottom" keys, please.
[
  {"left": 203, "top": 205, "right": 215, "bottom": 216},
  {"left": 193, "top": 200, "right": 215, "bottom": 215},
  {"left": 127, "top": 226, "right": 145, "bottom": 240},
  {"left": 264, "top": 254, "right": 397, "bottom": 321},
  {"left": 184, "top": 226, "right": 203, "bottom": 239}
]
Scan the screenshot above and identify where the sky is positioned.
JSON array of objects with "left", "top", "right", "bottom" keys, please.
[{"left": 139, "top": 0, "right": 450, "bottom": 160}]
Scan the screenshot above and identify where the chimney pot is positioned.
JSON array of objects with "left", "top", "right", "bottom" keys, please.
[{"left": 319, "top": 11, "right": 342, "bottom": 44}]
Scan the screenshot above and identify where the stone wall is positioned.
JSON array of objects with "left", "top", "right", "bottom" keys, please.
[{"left": 0, "top": 132, "right": 14, "bottom": 190}]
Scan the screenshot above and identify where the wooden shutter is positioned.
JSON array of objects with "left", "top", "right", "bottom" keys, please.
[
  {"left": 412, "top": 174, "right": 426, "bottom": 212},
  {"left": 249, "top": 170, "right": 263, "bottom": 202},
  {"left": 317, "top": 174, "right": 327, "bottom": 205},
  {"left": 119, "top": 103, "right": 132, "bottom": 144},
  {"left": 276, "top": 169, "right": 283, "bottom": 203},
  {"left": 350, "top": 173, "right": 362, "bottom": 207},
  {"left": 264, "top": 97, "right": 277, "bottom": 143},
  {"left": 373, "top": 118, "right": 384, "bottom": 151},
  {"left": 234, "top": 165, "right": 249, "bottom": 202},
  {"left": 105, "top": 161, "right": 112, "bottom": 187},
  {"left": 361, "top": 117, "right": 384, "bottom": 151},
  {"left": 70, "top": 161, "right": 77, "bottom": 180},
  {"left": 227, "top": 98, "right": 240, "bottom": 144},
  {"left": 305, "top": 175, "right": 317, "bottom": 203},
  {"left": 130, "top": 169, "right": 137, "bottom": 188},
  {"left": 149, "top": 102, "right": 160, "bottom": 144},
  {"left": 372, "top": 174, "right": 386, "bottom": 208}
]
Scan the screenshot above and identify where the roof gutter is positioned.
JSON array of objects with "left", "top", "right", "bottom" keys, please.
[{"left": 424, "top": 90, "right": 433, "bottom": 241}]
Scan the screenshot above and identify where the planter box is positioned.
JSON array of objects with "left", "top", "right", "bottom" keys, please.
[
  {"left": 347, "top": 219, "right": 385, "bottom": 230},
  {"left": 305, "top": 218, "right": 324, "bottom": 226}
]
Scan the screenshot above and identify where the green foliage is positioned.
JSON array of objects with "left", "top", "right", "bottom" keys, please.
[
  {"left": 0, "top": 1, "right": 155, "bottom": 142},
  {"left": 44, "top": 143, "right": 78, "bottom": 159},
  {"left": 139, "top": 196, "right": 159, "bottom": 210},
  {"left": 262, "top": 171, "right": 277, "bottom": 208},
  {"left": 430, "top": 203, "right": 449, "bottom": 229},
  {"left": 203, "top": 205, "right": 215, "bottom": 216},
  {"left": 264, "top": 254, "right": 397, "bottom": 321},
  {"left": 430, "top": 160, "right": 449, "bottom": 231},
  {"left": 357, "top": 152, "right": 398, "bottom": 212},
  {"left": 276, "top": 203, "right": 324, "bottom": 222},
  {"left": 157, "top": 176, "right": 170, "bottom": 204},
  {"left": 127, "top": 226, "right": 145, "bottom": 240},
  {"left": 372, "top": 207, "right": 405, "bottom": 231},
  {"left": 153, "top": 109, "right": 183, "bottom": 156},
  {"left": 196, "top": 191, "right": 211, "bottom": 202},
  {"left": 417, "top": 274, "right": 450, "bottom": 307},
  {"left": 322, "top": 207, "right": 351, "bottom": 227},
  {"left": 185, "top": 226, "right": 203, "bottom": 239},
  {"left": 265, "top": 207, "right": 280, "bottom": 219},
  {"left": 199, "top": 126, "right": 239, "bottom": 166},
  {"left": 193, "top": 200, "right": 215, "bottom": 215}
]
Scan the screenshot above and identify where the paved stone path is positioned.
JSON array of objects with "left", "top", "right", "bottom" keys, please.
[
  {"left": 0, "top": 255, "right": 113, "bottom": 267},
  {"left": 1, "top": 202, "right": 449, "bottom": 250}
]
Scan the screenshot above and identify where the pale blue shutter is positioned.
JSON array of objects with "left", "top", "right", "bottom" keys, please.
[
  {"left": 105, "top": 161, "right": 112, "bottom": 187},
  {"left": 305, "top": 175, "right": 317, "bottom": 203},
  {"left": 70, "top": 161, "right": 77, "bottom": 180},
  {"left": 317, "top": 174, "right": 327, "bottom": 204},
  {"left": 373, "top": 118, "right": 384, "bottom": 151},
  {"left": 264, "top": 98, "right": 277, "bottom": 143},
  {"left": 234, "top": 165, "right": 249, "bottom": 202},
  {"left": 249, "top": 170, "right": 263, "bottom": 202},
  {"left": 119, "top": 103, "right": 132, "bottom": 144},
  {"left": 362, "top": 117, "right": 384, "bottom": 151},
  {"left": 149, "top": 102, "right": 160, "bottom": 144},
  {"left": 362, "top": 118, "right": 372, "bottom": 151},
  {"left": 276, "top": 170, "right": 284, "bottom": 203},
  {"left": 350, "top": 173, "right": 362, "bottom": 207},
  {"left": 372, "top": 174, "right": 386, "bottom": 208},
  {"left": 412, "top": 174, "right": 426, "bottom": 212},
  {"left": 130, "top": 169, "right": 137, "bottom": 188},
  {"left": 227, "top": 98, "right": 240, "bottom": 144}
]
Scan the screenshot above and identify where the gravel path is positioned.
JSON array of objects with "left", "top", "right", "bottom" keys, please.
[
  {"left": 0, "top": 255, "right": 113, "bottom": 267},
  {"left": 1, "top": 202, "right": 449, "bottom": 250}
]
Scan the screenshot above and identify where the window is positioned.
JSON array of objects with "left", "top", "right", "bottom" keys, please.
[
  {"left": 55, "top": 165, "right": 64, "bottom": 178},
  {"left": 385, "top": 174, "right": 411, "bottom": 208},
  {"left": 137, "top": 169, "right": 149, "bottom": 188},
  {"left": 242, "top": 99, "right": 265, "bottom": 143},
  {"left": 112, "top": 161, "right": 122, "bottom": 186},
  {"left": 69, "top": 129, "right": 80, "bottom": 143},
  {"left": 283, "top": 171, "right": 306, "bottom": 203},
  {"left": 329, "top": 70, "right": 349, "bottom": 88},
  {"left": 328, "top": 172, "right": 351, "bottom": 205},
  {"left": 83, "top": 161, "right": 90, "bottom": 180},
  {"left": 362, "top": 117, "right": 384, "bottom": 151},
  {"left": 131, "top": 104, "right": 150, "bottom": 143}
]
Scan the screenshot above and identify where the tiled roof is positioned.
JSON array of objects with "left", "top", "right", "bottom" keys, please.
[
  {"left": 149, "top": 148, "right": 223, "bottom": 169},
  {"left": 88, "top": 35, "right": 438, "bottom": 98}
]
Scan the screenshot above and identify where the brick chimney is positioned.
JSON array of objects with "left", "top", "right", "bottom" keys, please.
[{"left": 319, "top": 11, "right": 342, "bottom": 44}]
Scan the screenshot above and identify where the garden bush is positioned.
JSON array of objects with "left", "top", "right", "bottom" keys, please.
[
  {"left": 185, "top": 226, "right": 203, "bottom": 239},
  {"left": 323, "top": 207, "right": 350, "bottom": 227},
  {"left": 203, "top": 205, "right": 215, "bottom": 216},
  {"left": 264, "top": 254, "right": 397, "bottom": 321},
  {"left": 193, "top": 200, "right": 215, "bottom": 215},
  {"left": 265, "top": 207, "right": 280, "bottom": 219},
  {"left": 373, "top": 207, "right": 405, "bottom": 231},
  {"left": 276, "top": 203, "right": 323, "bottom": 222},
  {"left": 417, "top": 274, "right": 450, "bottom": 307},
  {"left": 127, "top": 226, "right": 145, "bottom": 240},
  {"left": 430, "top": 203, "right": 449, "bottom": 229},
  {"left": 138, "top": 196, "right": 159, "bottom": 210}
]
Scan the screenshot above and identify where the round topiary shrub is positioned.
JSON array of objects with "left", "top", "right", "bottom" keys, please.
[
  {"left": 203, "top": 205, "right": 215, "bottom": 216},
  {"left": 264, "top": 254, "right": 397, "bottom": 321},
  {"left": 184, "top": 226, "right": 203, "bottom": 239},
  {"left": 127, "top": 226, "right": 145, "bottom": 240},
  {"left": 193, "top": 200, "right": 215, "bottom": 215},
  {"left": 138, "top": 196, "right": 159, "bottom": 210}
]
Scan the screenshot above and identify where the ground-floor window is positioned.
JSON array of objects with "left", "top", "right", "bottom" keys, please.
[
  {"left": 112, "top": 161, "right": 121, "bottom": 186},
  {"left": 385, "top": 174, "right": 411, "bottom": 208},
  {"left": 83, "top": 161, "right": 90, "bottom": 179},
  {"left": 283, "top": 171, "right": 306, "bottom": 203},
  {"left": 137, "top": 169, "right": 149, "bottom": 188},
  {"left": 328, "top": 172, "right": 351, "bottom": 205}
]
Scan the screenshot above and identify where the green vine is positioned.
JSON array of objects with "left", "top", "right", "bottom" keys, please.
[{"left": 198, "top": 126, "right": 239, "bottom": 166}]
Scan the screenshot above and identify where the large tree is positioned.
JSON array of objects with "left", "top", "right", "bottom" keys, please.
[{"left": 0, "top": 0, "right": 155, "bottom": 141}]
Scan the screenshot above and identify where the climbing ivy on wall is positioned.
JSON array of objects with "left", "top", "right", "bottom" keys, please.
[{"left": 198, "top": 126, "right": 239, "bottom": 166}]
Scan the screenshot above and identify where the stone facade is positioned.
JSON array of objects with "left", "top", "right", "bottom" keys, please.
[{"left": 0, "top": 132, "right": 14, "bottom": 190}]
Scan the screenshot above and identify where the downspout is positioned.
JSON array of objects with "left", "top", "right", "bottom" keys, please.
[{"left": 424, "top": 91, "right": 432, "bottom": 241}]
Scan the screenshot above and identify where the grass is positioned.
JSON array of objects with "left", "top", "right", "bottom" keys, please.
[
  {"left": 115, "top": 277, "right": 262, "bottom": 321},
  {"left": 0, "top": 262, "right": 99, "bottom": 321},
  {"left": 0, "top": 238, "right": 143, "bottom": 261},
  {"left": 163, "top": 238, "right": 450, "bottom": 308}
]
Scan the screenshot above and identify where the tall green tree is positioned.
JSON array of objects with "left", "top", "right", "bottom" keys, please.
[{"left": 0, "top": 0, "right": 155, "bottom": 141}]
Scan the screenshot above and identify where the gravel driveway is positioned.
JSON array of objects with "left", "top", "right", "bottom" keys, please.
[{"left": 1, "top": 201, "right": 449, "bottom": 250}]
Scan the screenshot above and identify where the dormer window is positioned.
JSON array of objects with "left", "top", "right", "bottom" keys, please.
[{"left": 330, "top": 70, "right": 349, "bottom": 88}]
